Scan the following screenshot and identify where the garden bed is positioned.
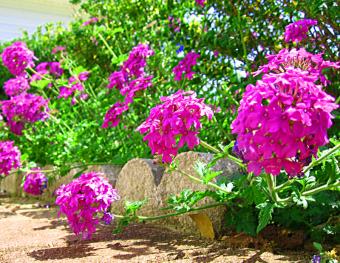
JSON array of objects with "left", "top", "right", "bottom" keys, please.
[{"left": 0, "top": 197, "right": 312, "bottom": 262}]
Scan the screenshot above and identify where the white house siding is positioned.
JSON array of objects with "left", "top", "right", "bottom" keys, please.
[{"left": 0, "top": 0, "right": 77, "bottom": 41}]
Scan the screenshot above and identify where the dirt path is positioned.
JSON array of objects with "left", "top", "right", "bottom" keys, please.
[{"left": 0, "top": 198, "right": 311, "bottom": 263}]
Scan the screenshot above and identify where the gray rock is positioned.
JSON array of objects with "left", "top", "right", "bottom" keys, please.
[
  {"left": 112, "top": 158, "right": 164, "bottom": 216},
  {"left": 157, "top": 151, "right": 238, "bottom": 236}
]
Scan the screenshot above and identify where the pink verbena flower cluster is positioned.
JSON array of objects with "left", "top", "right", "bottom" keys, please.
[
  {"left": 23, "top": 168, "right": 47, "bottom": 196},
  {"left": 51, "top": 46, "right": 66, "bottom": 55},
  {"left": 55, "top": 172, "right": 119, "bottom": 239},
  {"left": 168, "top": 16, "right": 181, "bottom": 32},
  {"left": 82, "top": 17, "right": 99, "bottom": 26},
  {"left": 104, "top": 44, "right": 154, "bottom": 128},
  {"left": 1, "top": 42, "right": 36, "bottom": 76},
  {"left": 173, "top": 52, "right": 200, "bottom": 81},
  {"left": 3, "top": 76, "right": 30, "bottom": 97},
  {"left": 1, "top": 93, "right": 50, "bottom": 135},
  {"left": 284, "top": 19, "right": 317, "bottom": 43},
  {"left": 58, "top": 71, "right": 90, "bottom": 105},
  {"left": 0, "top": 141, "right": 21, "bottom": 176},
  {"left": 31, "top": 62, "right": 64, "bottom": 82},
  {"left": 253, "top": 48, "right": 339, "bottom": 86},
  {"left": 231, "top": 68, "right": 338, "bottom": 176},
  {"left": 196, "top": 0, "right": 206, "bottom": 7},
  {"left": 137, "top": 90, "right": 213, "bottom": 163}
]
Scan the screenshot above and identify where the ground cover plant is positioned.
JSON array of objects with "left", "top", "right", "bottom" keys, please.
[{"left": 0, "top": 0, "right": 339, "bottom": 262}]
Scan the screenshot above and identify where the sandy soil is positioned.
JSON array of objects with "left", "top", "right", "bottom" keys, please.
[{"left": 0, "top": 198, "right": 312, "bottom": 263}]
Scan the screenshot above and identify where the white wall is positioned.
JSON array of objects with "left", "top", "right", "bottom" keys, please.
[{"left": 0, "top": 0, "right": 77, "bottom": 41}]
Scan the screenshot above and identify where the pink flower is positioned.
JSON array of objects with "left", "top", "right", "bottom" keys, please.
[
  {"left": 137, "top": 90, "right": 213, "bottom": 163},
  {"left": 31, "top": 62, "right": 64, "bottom": 82},
  {"left": 1, "top": 42, "right": 36, "bottom": 76},
  {"left": 121, "top": 44, "right": 154, "bottom": 78},
  {"left": 102, "top": 102, "right": 129, "bottom": 128},
  {"left": 231, "top": 68, "right": 338, "bottom": 177},
  {"left": 284, "top": 19, "right": 317, "bottom": 43},
  {"left": 55, "top": 172, "right": 119, "bottom": 239},
  {"left": 51, "top": 46, "right": 66, "bottom": 55},
  {"left": 1, "top": 93, "right": 50, "bottom": 135},
  {"left": 82, "top": 17, "right": 99, "bottom": 26},
  {"left": 0, "top": 141, "right": 21, "bottom": 176},
  {"left": 105, "top": 44, "right": 154, "bottom": 127},
  {"left": 58, "top": 71, "right": 89, "bottom": 104},
  {"left": 253, "top": 48, "right": 339, "bottom": 86},
  {"left": 173, "top": 52, "right": 200, "bottom": 81},
  {"left": 23, "top": 168, "right": 47, "bottom": 195},
  {"left": 196, "top": 0, "right": 206, "bottom": 7},
  {"left": 3, "top": 76, "right": 30, "bottom": 97}
]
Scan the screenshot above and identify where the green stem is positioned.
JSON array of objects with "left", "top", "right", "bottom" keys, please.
[
  {"left": 280, "top": 180, "right": 340, "bottom": 205},
  {"left": 114, "top": 202, "right": 225, "bottom": 221},
  {"left": 28, "top": 67, "right": 52, "bottom": 81},
  {"left": 303, "top": 143, "right": 340, "bottom": 174},
  {"left": 275, "top": 178, "right": 295, "bottom": 192},
  {"left": 176, "top": 169, "right": 230, "bottom": 193},
  {"left": 265, "top": 173, "right": 279, "bottom": 203},
  {"left": 98, "top": 33, "right": 117, "bottom": 59},
  {"left": 275, "top": 144, "right": 340, "bottom": 192},
  {"left": 48, "top": 113, "right": 72, "bottom": 133},
  {"left": 200, "top": 140, "right": 245, "bottom": 168},
  {"left": 199, "top": 140, "right": 220, "bottom": 154},
  {"left": 302, "top": 180, "right": 340, "bottom": 197}
]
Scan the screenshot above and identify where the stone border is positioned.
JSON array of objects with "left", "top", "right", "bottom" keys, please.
[{"left": 0, "top": 151, "right": 239, "bottom": 237}]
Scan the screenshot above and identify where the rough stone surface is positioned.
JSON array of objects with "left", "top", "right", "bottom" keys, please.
[
  {"left": 157, "top": 152, "right": 239, "bottom": 236},
  {"left": 85, "top": 165, "right": 122, "bottom": 186},
  {"left": 112, "top": 158, "right": 165, "bottom": 216},
  {"left": 0, "top": 172, "right": 24, "bottom": 196}
]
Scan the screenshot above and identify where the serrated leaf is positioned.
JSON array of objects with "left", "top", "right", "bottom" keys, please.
[
  {"left": 30, "top": 79, "right": 51, "bottom": 90},
  {"left": 256, "top": 202, "right": 274, "bottom": 233},
  {"left": 189, "top": 213, "right": 215, "bottom": 239},
  {"left": 125, "top": 199, "right": 147, "bottom": 215}
]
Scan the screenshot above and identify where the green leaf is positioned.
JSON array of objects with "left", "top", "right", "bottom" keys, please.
[
  {"left": 194, "top": 161, "right": 222, "bottom": 184},
  {"left": 256, "top": 202, "right": 274, "bottom": 233},
  {"left": 125, "top": 199, "right": 147, "bottom": 216},
  {"left": 30, "top": 79, "right": 51, "bottom": 90},
  {"left": 313, "top": 242, "right": 323, "bottom": 252},
  {"left": 111, "top": 54, "right": 128, "bottom": 65}
]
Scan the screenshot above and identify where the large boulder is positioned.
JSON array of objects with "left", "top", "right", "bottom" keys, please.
[
  {"left": 112, "top": 158, "right": 164, "bottom": 216},
  {"left": 157, "top": 151, "right": 239, "bottom": 236}
]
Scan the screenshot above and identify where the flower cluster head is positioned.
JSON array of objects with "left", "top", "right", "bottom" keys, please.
[
  {"left": 31, "top": 62, "right": 64, "bottom": 82},
  {"left": 253, "top": 48, "right": 339, "bottom": 86},
  {"left": 1, "top": 93, "right": 50, "bottom": 135},
  {"left": 173, "top": 52, "right": 200, "bottom": 81},
  {"left": 58, "top": 71, "right": 90, "bottom": 105},
  {"left": 82, "top": 17, "right": 99, "bottom": 26},
  {"left": 3, "top": 76, "right": 30, "bottom": 97},
  {"left": 1, "top": 42, "right": 35, "bottom": 76},
  {"left": 0, "top": 140, "right": 21, "bottom": 176},
  {"left": 55, "top": 172, "right": 119, "bottom": 239},
  {"left": 196, "top": 0, "right": 206, "bottom": 7},
  {"left": 104, "top": 44, "right": 154, "bottom": 128},
  {"left": 231, "top": 68, "right": 338, "bottom": 177},
  {"left": 51, "top": 46, "right": 66, "bottom": 55},
  {"left": 23, "top": 168, "right": 47, "bottom": 195},
  {"left": 284, "top": 19, "right": 317, "bottom": 43},
  {"left": 102, "top": 102, "right": 129, "bottom": 128},
  {"left": 168, "top": 16, "right": 181, "bottom": 32},
  {"left": 137, "top": 90, "right": 213, "bottom": 163}
]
